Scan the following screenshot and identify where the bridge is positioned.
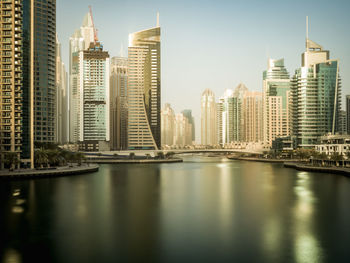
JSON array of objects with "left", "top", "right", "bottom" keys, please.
[{"left": 85, "top": 148, "right": 264, "bottom": 157}]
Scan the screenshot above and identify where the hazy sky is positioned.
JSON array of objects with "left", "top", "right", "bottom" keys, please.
[{"left": 57, "top": 0, "right": 350, "bottom": 141}]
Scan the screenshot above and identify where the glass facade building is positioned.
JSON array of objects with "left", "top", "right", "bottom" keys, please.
[
  {"left": 291, "top": 40, "right": 341, "bottom": 148},
  {"left": 32, "top": 0, "right": 56, "bottom": 143},
  {"left": 263, "top": 58, "right": 291, "bottom": 145},
  {"left": 0, "top": 0, "right": 23, "bottom": 168},
  {"left": 201, "top": 89, "right": 217, "bottom": 145},
  {"left": 181, "top": 109, "right": 195, "bottom": 143},
  {"left": 77, "top": 43, "right": 110, "bottom": 143},
  {"left": 0, "top": 0, "right": 55, "bottom": 168},
  {"left": 110, "top": 56, "right": 128, "bottom": 150},
  {"left": 128, "top": 25, "right": 161, "bottom": 150}
]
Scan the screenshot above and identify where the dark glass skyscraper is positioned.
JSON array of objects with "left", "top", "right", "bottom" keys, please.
[{"left": 32, "top": 0, "right": 56, "bottom": 143}]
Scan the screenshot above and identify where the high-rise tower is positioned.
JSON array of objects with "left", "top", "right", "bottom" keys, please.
[
  {"left": 110, "top": 56, "right": 128, "bottom": 150},
  {"left": 0, "top": 0, "right": 23, "bottom": 168},
  {"left": 263, "top": 58, "right": 291, "bottom": 145},
  {"left": 291, "top": 20, "right": 341, "bottom": 147},
  {"left": 201, "top": 89, "right": 216, "bottom": 145},
  {"left": 69, "top": 11, "right": 95, "bottom": 143},
  {"left": 127, "top": 17, "right": 161, "bottom": 150},
  {"left": 56, "top": 34, "right": 68, "bottom": 144},
  {"left": 32, "top": 0, "right": 56, "bottom": 144},
  {"left": 0, "top": 0, "right": 56, "bottom": 169}
]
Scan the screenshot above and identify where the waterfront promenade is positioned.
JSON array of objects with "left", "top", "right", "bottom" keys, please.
[{"left": 0, "top": 164, "right": 99, "bottom": 179}]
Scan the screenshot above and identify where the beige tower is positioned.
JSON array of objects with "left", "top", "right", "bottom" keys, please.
[
  {"left": 0, "top": 0, "right": 23, "bottom": 168},
  {"left": 241, "top": 91, "right": 263, "bottom": 142},
  {"left": 128, "top": 18, "right": 161, "bottom": 150},
  {"left": 201, "top": 89, "right": 216, "bottom": 145}
]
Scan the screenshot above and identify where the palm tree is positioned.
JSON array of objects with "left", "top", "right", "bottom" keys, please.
[
  {"left": 157, "top": 152, "right": 165, "bottom": 159},
  {"left": 75, "top": 152, "right": 85, "bottom": 166},
  {"left": 35, "top": 148, "right": 48, "bottom": 168},
  {"left": 330, "top": 152, "right": 343, "bottom": 167},
  {"left": 47, "top": 149, "right": 61, "bottom": 167},
  {"left": 4, "top": 152, "right": 20, "bottom": 171}
]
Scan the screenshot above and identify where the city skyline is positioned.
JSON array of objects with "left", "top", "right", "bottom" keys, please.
[{"left": 57, "top": 0, "right": 350, "bottom": 142}]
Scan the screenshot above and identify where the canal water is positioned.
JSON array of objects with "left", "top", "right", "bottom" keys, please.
[{"left": 1, "top": 156, "right": 350, "bottom": 262}]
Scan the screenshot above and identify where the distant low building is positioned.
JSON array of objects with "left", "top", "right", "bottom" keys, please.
[
  {"left": 271, "top": 136, "right": 294, "bottom": 157},
  {"left": 315, "top": 134, "right": 350, "bottom": 157}
]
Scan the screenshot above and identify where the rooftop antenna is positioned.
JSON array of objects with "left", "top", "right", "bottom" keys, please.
[
  {"left": 306, "top": 16, "right": 309, "bottom": 50},
  {"left": 89, "top": 5, "right": 98, "bottom": 44},
  {"left": 157, "top": 12, "right": 160, "bottom": 27}
]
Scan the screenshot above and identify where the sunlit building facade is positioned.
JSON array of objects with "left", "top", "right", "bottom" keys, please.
[
  {"left": 128, "top": 24, "right": 161, "bottom": 150},
  {"left": 263, "top": 58, "right": 291, "bottom": 145},
  {"left": 0, "top": 0, "right": 56, "bottom": 168},
  {"left": 56, "top": 34, "right": 68, "bottom": 144},
  {"left": 69, "top": 11, "right": 95, "bottom": 143},
  {"left": 182, "top": 109, "right": 195, "bottom": 143},
  {"left": 241, "top": 91, "right": 263, "bottom": 142},
  {"left": 291, "top": 39, "right": 341, "bottom": 148},
  {"left": 216, "top": 99, "right": 223, "bottom": 145},
  {"left": 174, "top": 113, "right": 192, "bottom": 147},
  {"left": 161, "top": 103, "right": 175, "bottom": 147},
  {"left": 0, "top": 0, "right": 23, "bottom": 167},
  {"left": 201, "top": 89, "right": 216, "bottom": 145}
]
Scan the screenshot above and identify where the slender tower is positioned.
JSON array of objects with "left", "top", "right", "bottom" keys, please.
[
  {"left": 291, "top": 17, "right": 341, "bottom": 147},
  {"left": 127, "top": 15, "right": 161, "bottom": 150}
]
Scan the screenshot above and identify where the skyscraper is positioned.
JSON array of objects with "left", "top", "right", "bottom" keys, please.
[
  {"left": 291, "top": 38, "right": 341, "bottom": 147},
  {"left": 263, "top": 58, "right": 291, "bottom": 145},
  {"left": 0, "top": 0, "right": 56, "bottom": 169},
  {"left": 182, "top": 109, "right": 195, "bottom": 143},
  {"left": 75, "top": 42, "right": 110, "bottom": 150},
  {"left": 32, "top": 0, "right": 56, "bottom": 144},
  {"left": 216, "top": 99, "right": 223, "bottom": 145},
  {"left": 241, "top": 91, "right": 263, "bottom": 142},
  {"left": 128, "top": 17, "right": 161, "bottom": 150},
  {"left": 0, "top": 0, "right": 23, "bottom": 168},
  {"left": 69, "top": 11, "right": 95, "bottom": 143},
  {"left": 174, "top": 113, "right": 192, "bottom": 147},
  {"left": 56, "top": 34, "right": 68, "bottom": 144},
  {"left": 161, "top": 103, "right": 175, "bottom": 147},
  {"left": 201, "top": 89, "right": 216, "bottom": 145},
  {"left": 221, "top": 89, "right": 240, "bottom": 144},
  {"left": 110, "top": 56, "right": 128, "bottom": 150}
]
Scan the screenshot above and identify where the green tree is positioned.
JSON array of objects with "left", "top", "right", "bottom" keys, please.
[
  {"left": 165, "top": 151, "right": 175, "bottom": 159},
  {"left": 47, "top": 149, "right": 61, "bottom": 167},
  {"left": 73, "top": 152, "right": 85, "bottom": 166},
  {"left": 35, "top": 148, "right": 49, "bottom": 168},
  {"left": 4, "top": 152, "right": 20, "bottom": 171},
  {"left": 157, "top": 152, "right": 165, "bottom": 159},
  {"left": 319, "top": 152, "right": 328, "bottom": 160}
]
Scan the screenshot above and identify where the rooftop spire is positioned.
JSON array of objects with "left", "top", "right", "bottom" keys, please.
[{"left": 157, "top": 12, "right": 160, "bottom": 27}]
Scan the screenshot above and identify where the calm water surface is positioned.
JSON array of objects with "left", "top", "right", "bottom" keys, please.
[{"left": 1, "top": 156, "right": 350, "bottom": 262}]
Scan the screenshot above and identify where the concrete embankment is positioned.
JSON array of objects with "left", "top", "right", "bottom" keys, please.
[
  {"left": 284, "top": 162, "right": 350, "bottom": 176},
  {"left": 227, "top": 156, "right": 299, "bottom": 163},
  {"left": 86, "top": 158, "right": 183, "bottom": 164},
  {"left": 0, "top": 164, "right": 99, "bottom": 179}
]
